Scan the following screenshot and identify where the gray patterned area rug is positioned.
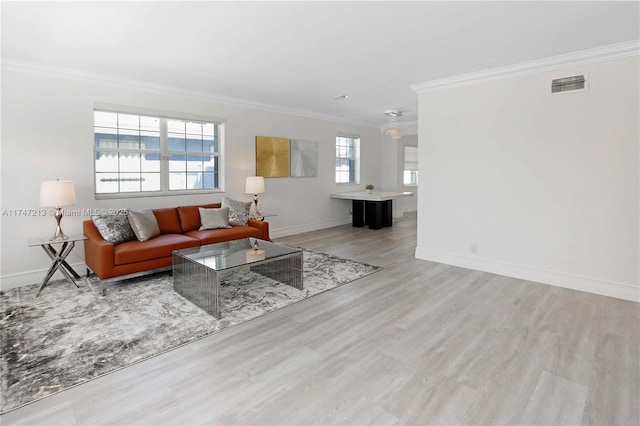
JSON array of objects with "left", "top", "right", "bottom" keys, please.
[{"left": 0, "top": 249, "right": 380, "bottom": 413}]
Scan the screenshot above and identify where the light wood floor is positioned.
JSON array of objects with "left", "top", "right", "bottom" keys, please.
[{"left": 2, "top": 212, "right": 638, "bottom": 425}]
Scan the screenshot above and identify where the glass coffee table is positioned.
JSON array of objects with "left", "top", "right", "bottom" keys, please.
[{"left": 172, "top": 238, "right": 303, "bottom": 319}]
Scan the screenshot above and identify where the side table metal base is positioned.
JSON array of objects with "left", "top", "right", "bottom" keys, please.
[{"left": 29, "top": 236, "right": 86, "bottom": 298}]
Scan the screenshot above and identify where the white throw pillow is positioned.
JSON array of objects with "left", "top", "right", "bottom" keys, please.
[
  {"left": 127, "top": 209, "right": 160, "bottom": 242},
  {"left": 199, "top": 207, "right": 232, "bottom": 230}
]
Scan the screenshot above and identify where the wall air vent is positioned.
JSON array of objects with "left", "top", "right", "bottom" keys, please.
[{"left": 552, "top": 75, "right": 586, "bottom": 93}]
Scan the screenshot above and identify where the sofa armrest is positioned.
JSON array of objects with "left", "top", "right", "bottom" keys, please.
[
  {"left": 83, "top": 220, "right": 115, "bottom": 279},
  {"left": 248, "top": 219, "right": 270, "bottom": 241}
]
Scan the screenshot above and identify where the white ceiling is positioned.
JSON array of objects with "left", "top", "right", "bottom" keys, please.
[{"left": 2, "top": 1, "right": 639, "bottom": 127}]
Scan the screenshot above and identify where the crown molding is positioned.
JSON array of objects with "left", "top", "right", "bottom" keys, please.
[
  {"left": 410, "top": 40, "right": 640, "bottom": 94},
  {"left": 1, "top": 57, "right": 379, "bottom": 128}
]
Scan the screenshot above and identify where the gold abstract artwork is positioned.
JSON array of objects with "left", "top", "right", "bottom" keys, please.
[{"left": 256, "top": 136, "right": 290, "bottom": 177}]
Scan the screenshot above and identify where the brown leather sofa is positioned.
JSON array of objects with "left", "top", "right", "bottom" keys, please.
[{"left": 83, "top": 203, "right": 270, "bottom": 280}]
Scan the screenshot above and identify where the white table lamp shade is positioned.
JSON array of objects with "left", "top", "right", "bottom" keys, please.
[
  {"left": 40, "top": 180, "right": 76, "bottom": 207},
  {"left": 245, "top": 176, "right": 265, "bottom": 194}
]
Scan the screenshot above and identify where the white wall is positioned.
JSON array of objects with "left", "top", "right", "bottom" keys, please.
[
  {"left": 0, "top": 67, "right": 384, "bottom": 287},
  {"left": 415, "top": 55, "right": 639, "bottom": 302}
]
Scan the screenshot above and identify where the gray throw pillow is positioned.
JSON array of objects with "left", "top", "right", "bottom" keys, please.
[
  {"left": 92, "top": 213, "right": 136, "bottom": 245},
  {"left": 221, "top": 197, "right": 251, "bottom": 226},
  {"left": 128, "top": 209, "right": 160, "bottom": 242},
  {"left": 199, "top": 207, "right": 232, "bottom": 230}
]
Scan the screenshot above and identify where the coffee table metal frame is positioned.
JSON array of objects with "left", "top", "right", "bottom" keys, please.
[{"left": 172, "top": 238, "right": 303, "bottom": 319}]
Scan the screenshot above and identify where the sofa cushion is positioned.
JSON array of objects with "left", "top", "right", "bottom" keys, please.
[
  {"left": 92, "top": 213, "right": 136, "bottom": 245},
  {"left": 114, "top": 234, "right": 200, "bottom": 265},
  {"left": 152, "top": 208, "right": 183, "bottom": 234},
  {"left": 222, "top": 197, "right": 251, "bottom": 226},
  {"left": 128, "top": 209, "right": 160, "bottom": 242},
  {"left": 199, "top": 207, "right": 232, "bottom": 230},
  {"left": 185, "top": 226, "right": 262, "bottom": 245},
  {"left": 177, "top": 203, "right": 221, "bottom": 232}
]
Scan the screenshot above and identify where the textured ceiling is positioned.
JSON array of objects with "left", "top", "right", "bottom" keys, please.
[{"left": 2, "top": 1, "right": 639, "bottom": 127}]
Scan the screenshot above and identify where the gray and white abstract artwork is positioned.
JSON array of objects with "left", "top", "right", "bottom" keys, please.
[
  {"left": 0, "top": 249, "right": 380, "bottom": 413},
  {"left": 290, "top": 139, "right": 318, "bottom": 177}
]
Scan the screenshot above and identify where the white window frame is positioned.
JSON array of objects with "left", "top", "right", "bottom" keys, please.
[
  {"left": 335, "top": 135, "right": 360, "bottom": 185},
  {"left": 403, "top": 145, "right": 418, "bottom": 186},
  {"left": 93, "top": 105, "right": 225, "bottom": 199}
]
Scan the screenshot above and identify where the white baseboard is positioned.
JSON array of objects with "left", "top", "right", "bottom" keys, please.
[
  {"left": 1, "top": 262, "right": 89, "bottom": 291},
  {"left": 271, "top": 217, "right": 352, "bottom": 239},
  {"left": 415, "top": 246, "right": 639, "bottom": 303}
]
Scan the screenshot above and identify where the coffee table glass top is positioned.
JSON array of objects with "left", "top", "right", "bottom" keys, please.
[{"left": 174, "top": 238, "right": 301, "bottom": 271}]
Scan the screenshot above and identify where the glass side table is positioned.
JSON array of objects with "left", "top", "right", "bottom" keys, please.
[{"left": 28, "top": 234, "right": 87, "bottom": 298}]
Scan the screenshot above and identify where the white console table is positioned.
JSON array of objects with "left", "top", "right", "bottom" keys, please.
[{"left": 330, "top": 191, "right": 414, "bottom": 230}]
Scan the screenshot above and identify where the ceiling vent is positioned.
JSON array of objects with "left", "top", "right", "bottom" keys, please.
[{"left": 552, "top": 75, "right": 586, "bottom": 93}]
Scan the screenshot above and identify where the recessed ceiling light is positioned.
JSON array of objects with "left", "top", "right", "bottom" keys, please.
[
  {"left": 385, "top": 111, "right": 403, "bottom": 117},
  {"left": 333, "top": 94, "right": 349, "bottom": 100}
]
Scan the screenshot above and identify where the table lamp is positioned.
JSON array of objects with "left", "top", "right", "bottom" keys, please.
[
  {"left": 245, "top": 176, "right": 265, "bottom": 219},
  {"left": 40, "top": 179, "right": 76, "bottom": 241},
  {"left": 246, "top": 239, "right": 266, "bottom": 262}
]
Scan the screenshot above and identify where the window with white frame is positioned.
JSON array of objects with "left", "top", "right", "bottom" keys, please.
[
  {"left": 403, "top": 145, "right": 418, "bottom": 186},
  {"left": 335, "top": 136, "right": 360, "bottom": 184},
  {"left": 93, "top": 110, "right": 222, "bottom": 196}
]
